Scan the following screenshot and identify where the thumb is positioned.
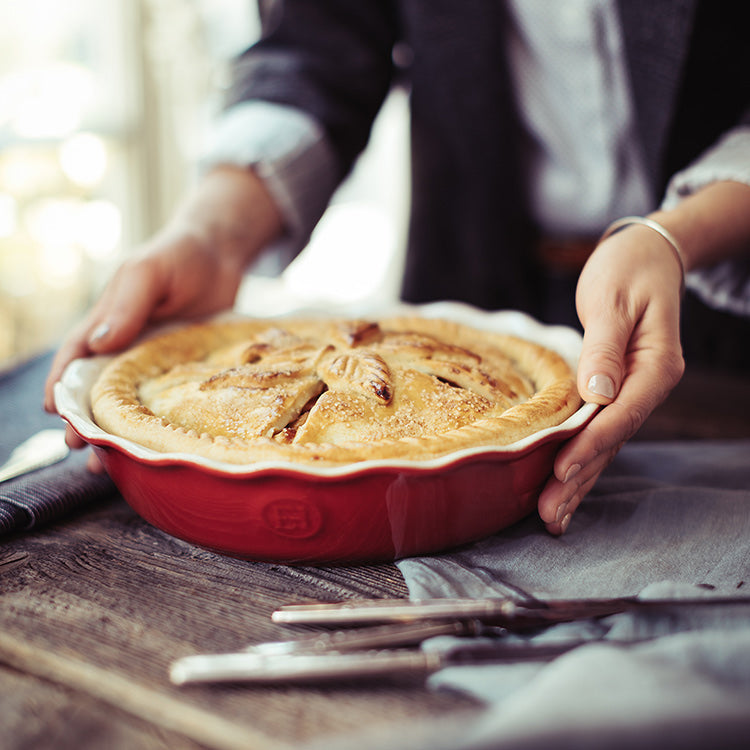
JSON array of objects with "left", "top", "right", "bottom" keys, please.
[{"left": 577, "top": 314, "right": 630, "bottom": 405}]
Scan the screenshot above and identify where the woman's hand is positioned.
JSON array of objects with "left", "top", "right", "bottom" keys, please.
[
  {"left": 538, "top": 180, "right": 750, "bottom": 534},
  {"left": 537, "top": 222, "right": 685, "bottom": 534},
  {"left": 43, "top": 165, "right": 283, "bottom": 462}
]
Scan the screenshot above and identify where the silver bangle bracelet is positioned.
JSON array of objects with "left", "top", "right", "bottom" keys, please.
[{"left": 599, "top": 215, "right": 686, "bottom": 297}]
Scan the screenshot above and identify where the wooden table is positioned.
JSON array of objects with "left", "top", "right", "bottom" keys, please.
[
  {"left": 2, "top": 356, "right": 749, "bottom": 750},
  {"left": 1, "top": 500, "right": 479, "bottom": 750}
]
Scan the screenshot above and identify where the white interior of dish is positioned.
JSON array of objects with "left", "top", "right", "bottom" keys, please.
[{"left": 54, "top": 301, "right": 598, "bottom": 476}]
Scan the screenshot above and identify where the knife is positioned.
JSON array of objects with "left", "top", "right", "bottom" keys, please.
[
  {"left": 272, "top": 595, "right": 750, "bottom": 630},
  {"left": 170, "top": 636, "right": 592, "bottom": 685},
  {"left": 0, "top": 429, "right": 69, "bottom": 483}
]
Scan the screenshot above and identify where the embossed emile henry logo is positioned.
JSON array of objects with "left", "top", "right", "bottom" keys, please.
[{"left": 262, "top": 499, "right": 323, "bottom": 538}]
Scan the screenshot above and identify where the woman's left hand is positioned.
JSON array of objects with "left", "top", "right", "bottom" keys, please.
[{"left": 537, "top": 221, "right": 685, "bottom": 534}]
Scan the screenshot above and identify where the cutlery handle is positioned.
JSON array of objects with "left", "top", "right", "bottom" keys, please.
[
  {"left": 272, "top": 596, "right": 750, "bottom": 629},
  {"left": 272, "top": 598, "right": 515, "bottom": 626},
  {"left": 170, "top": 649, "right": 440, "bottom": 685}
]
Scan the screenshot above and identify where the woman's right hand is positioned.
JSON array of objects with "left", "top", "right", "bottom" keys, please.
[{"left": 43, "top": 165, "right": 283, "bottom": 456}]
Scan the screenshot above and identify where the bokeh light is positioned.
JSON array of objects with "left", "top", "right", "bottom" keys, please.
[
  {"left": 78, "top": 199, "right": 122, "bottom": 259},
  {"left": 59, "top": 133, "right": 108, "bottom": 187},
  {"left": 0, "top": 193, "right": 18, "bottom": 238}
]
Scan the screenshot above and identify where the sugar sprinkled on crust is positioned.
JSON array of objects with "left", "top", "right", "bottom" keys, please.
[{"left": 91, "top": 316, "right": 582, "bottom": 466}]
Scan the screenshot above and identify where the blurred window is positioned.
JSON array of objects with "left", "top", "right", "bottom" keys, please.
[{"left": 0, "top": 0, "right": 407, "bottom": 369}]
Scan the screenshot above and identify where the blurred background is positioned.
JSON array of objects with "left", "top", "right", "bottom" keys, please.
[{"left": 0, "top": 0, "right": 409, "bottom": 370}]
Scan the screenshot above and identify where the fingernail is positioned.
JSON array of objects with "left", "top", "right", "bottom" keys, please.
[
  {"left": 555, "top": 501, "right": 569, "bottom": 524},
  {"left": 89, "top": 323, "right": 110, "bottom": 345},
  {"left": 560, "top": 513, "right": 572, "bottom": 534},
  {"left": 587, "top": 374, "right": 616, "bottom": 400},
  {"left": 563, "top": 463, "right": 582, "bottom": 484}
]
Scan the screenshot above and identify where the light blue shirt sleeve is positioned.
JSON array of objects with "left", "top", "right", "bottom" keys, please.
[
  {"left": 662, "top": 126, "right": 750, "bottom": 317},
  {"left": 201, "top": 100, "right": 341, "bottom": 265}
]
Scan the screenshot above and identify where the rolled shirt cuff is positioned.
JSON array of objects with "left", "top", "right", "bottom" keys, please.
[
  {"left": 662, "top": 126, "right": 750, "bottom": 317},
  {"left": 200, "top": 100, "right": 341, "bottom": 263}
]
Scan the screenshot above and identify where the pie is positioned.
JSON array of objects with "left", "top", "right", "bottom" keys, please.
[{"left": 90, "top": 315, "right": 582, "bottom": 466}]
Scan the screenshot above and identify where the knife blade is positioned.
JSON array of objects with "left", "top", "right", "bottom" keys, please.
[
  {"left": 244, "top": 618, "right": 493, "bottom": 656},
  {"left": 0, "top": 429, "right": 69, "bottom": 483}
]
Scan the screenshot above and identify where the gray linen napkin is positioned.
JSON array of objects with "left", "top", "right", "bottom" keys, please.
[
  {"left": 0, "top": 451, "right": 116, "bottom": 536},
  {"left": 395, "top": 440, "right": 750, "bottom": 750},
  {"left": 0, "top": 352, "right": 117, "bottom": 537}
]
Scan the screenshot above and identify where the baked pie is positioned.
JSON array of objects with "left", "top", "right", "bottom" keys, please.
[{"left": 90, "top": 316, "right": 582, "bottom": 466}]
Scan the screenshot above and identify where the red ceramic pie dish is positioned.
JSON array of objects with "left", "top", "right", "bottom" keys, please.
[{"left": 55, "top": 303, "right": 596, "bottom": 564}]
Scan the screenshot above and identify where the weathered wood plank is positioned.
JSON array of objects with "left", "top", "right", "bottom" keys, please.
[
  {"left": 0, "top": 638, "right": 283, "bottom": 750},
  {"left": 0, "top": 497, "right": 476, "bottom": 749},
  {"left": 0, "top": 662, "right": 203, "bottom": 750}
]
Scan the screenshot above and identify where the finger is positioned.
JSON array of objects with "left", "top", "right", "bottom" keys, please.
[
  {"left": 43, "top": 258, "right": 163, "bottom": 411},
  {"left": 576, "top": 301, "right": 633, "bottom": 405},
  {"left": 552, "top": 386, "right": 658, "bottom": 491},
  {"left": 85, "top": 257, "right": 167, "bottom": 354},
  {"left": 44, "top": 256, "right": 168, "bottom": 413},
  {"left": 566, "top": 318, "right": 683, "bottom": 475},
  {"left": 44, "top": 320, "right": 93, "bottom": 413},
  {"left": 86, "top": 450, "right": 105, "bottom": 474},
  {"left": 540, "top": 469, "right": 601, "bottom": 536},
  {"left": 541, "top": 340, "right": 682, "bottom": 526},
  {"left": 64, "top": 424, "right": 88, "bottom": 450},
  {"left": 538, "top": 438, "right": 621, "bottom": 528}
]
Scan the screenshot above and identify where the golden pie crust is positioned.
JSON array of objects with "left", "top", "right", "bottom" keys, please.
[{"left": 90, "top": 316, "right": 582, "bottom": 466}]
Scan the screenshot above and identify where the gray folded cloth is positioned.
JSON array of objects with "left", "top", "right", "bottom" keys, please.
[
  {"left": 0, "top": 451, "right": 116, "bottom": 536},
  {"left": 395, "top": 440, "right": 750, "bottom": 750},
  {"left": 0, "top": 352, "right": 117, "bottom": 537}
]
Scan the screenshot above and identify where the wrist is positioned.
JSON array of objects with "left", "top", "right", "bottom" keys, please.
[
  {"left": 649, "top": 180, "right": 750, "bottom": 273},
  {"left": 599, "top": 215, "right": 686, "bottom": 296},
  {"left": 647, "top": 208, "right": 698, "bottom": 274},
  {"left": 175, "top": 165, "right": 284, "bottom": 269}
]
